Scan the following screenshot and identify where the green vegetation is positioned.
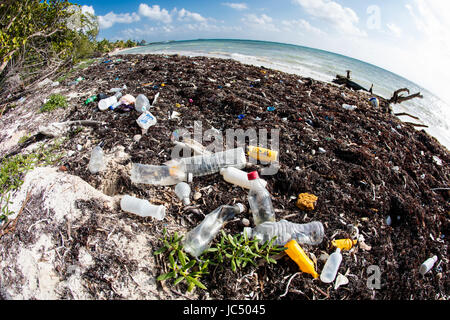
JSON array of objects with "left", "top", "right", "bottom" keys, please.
[
  {"left": 154, "top": 228, "right": 285, "bottom": 293},
  {"left": 40, "top": 94, "right": 68, "bottom": 113},
  {"left": 0, "top": 138, "right": 65, "bottom": 223}
]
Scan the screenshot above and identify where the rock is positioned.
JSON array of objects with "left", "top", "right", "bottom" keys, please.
[
  {"left": 241, "top": 218, "right": 250, "bottom": 227},
  {"left": 193, "top": 192, "right": 202, "bottom": 200},
  {"left": 133, "top": 134, "right": 142, "bottom": 142},
  {"left": 318, "top": 147, "right": 326, "bottom": 154}
]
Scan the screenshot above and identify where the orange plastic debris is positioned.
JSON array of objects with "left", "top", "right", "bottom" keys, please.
[
  {"left": 296, "top": 193, "right": 318, "bottom": 211},
  {"left": 284, "top": 239, "right": 319, "bottom": 278},
  {"left": 331, "top": 239, "right": 358, "bottom": 251}
]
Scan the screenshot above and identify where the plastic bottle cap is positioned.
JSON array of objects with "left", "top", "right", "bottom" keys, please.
[
  {"left": 247, "top": 171, "right": 259, "bottom": 180},
  {"left": 235, "top": 203, "right": 245, "bottom": 213}
]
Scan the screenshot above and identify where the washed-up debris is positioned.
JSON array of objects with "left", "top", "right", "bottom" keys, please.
[
  {"left": 247, "top": 146, "right": 278, "bottom": 162},
  {"left": 419, "top": 256, "right": 438, "bottom": 275},
  {"left": 247, "top": 171, "right": 276, "bottom": 225},
  {"left": 88, "top": 141, "right": 106, "bottom": 174},
  {"left": 320, "top": 248, "right": 343, "bottom": 283},
  {"left": 174, "top": 182, "right": 191, "bottom": 205},
  {"left": 284, "top": 239, "right": 319, "bottom": 278},
  {"left": 334, "top": 274, "right": 349, "bottom": 290},
  {"left": 296, "top": 193, "right": 318, "bottom": 211},
  {"left": 120, "top": 195, "right": 165, "bottom": 220},
  {"left": 332, "top": 239, "right": 357, "bottom": 251}
]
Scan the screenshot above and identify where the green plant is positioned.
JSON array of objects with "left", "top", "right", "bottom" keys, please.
[
  {"left": 202, "top": 230, "right": 286, "bottom": 272},
  {"left": 18, "top": 134, "right": 31, "bottom": 144},
  {"left": 155, "top": 228, "right": 209, "bottom": 292},
  {"left": 0, "top": 193, "right": 13, "bottom": 223},
  {"left": 40, "top": 94, "right": 68, "bottom": 113}
]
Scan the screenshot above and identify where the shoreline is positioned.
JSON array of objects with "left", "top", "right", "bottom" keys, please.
[{"left": 0, "top": 53, "right": 448, "bottom": 300}]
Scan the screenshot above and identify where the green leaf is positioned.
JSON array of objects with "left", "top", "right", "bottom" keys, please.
[
  {"left": 187, "top": 276, "right": 207, "bottom": 290},
  {"left": 231, "top": 259, "right": 237, "bottom": 272},
  {"left": 156, "top": 271, "right": 175, "bottom": 281},
  {"left": 178, "top": 250, "right": 187, "bottom": 266},
  {"left": 181, "top": 259, "right": 196, "bottom": 271},
  {"left": 153, "top": 246, "right": 167, "bottom": 256},
  {"left": 173, "top": 276, "right": 185, "bottom": 286}
]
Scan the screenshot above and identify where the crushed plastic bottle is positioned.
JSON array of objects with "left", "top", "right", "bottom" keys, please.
[
  {"left": 120, "top": 195, "right": 165, "bottom": 220},
  {"left": 247, "top": 171, "right": 275, "bottom": 225},
  {"left": 284, "top": 239, "right": 319, "bottom": 278},
  {"left": 183, "top": 203, "right": 245, "bottom": 257},
  {"left": 174, "top": 182, "right": 191, "bottom": 205},
  {"left": 131, "top": 163, "right": 187, "bottom": 186},
  {"left": 135, "top": 94, "right": 150, "bottom": 113},
  {"left": 419, "top": 255, "right": 438, "bottom": 275},
  {"left": 320, "top": 248, "right": 342, "bottom": 283},
  {"left": 98, "top": 92, "right": 122, "bottom": 111},
  {"left": 88, "top": 142, "right": 105, "bottom": 174},
  {"left": 244, "top": 219, "right": 324, "bottom": 246},
  {"left": 170, "top": 147, "right": 247, "bottom": 178},
  {"left": 220, "top": 167, "right": 267, "bottom": 189}
]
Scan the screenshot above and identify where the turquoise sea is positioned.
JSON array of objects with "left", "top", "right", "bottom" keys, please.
[{"left": 121, "top": 39, "right": 450, "bottom": 150}]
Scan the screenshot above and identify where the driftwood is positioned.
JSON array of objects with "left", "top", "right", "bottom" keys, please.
[
  {"left": 332, "top": 70, "right": 372, "bottom": 92},
  {"left": 388, "top": 88, "right": 423, "bottom": 104}
]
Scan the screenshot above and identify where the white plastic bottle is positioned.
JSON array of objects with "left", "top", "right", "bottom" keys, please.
[
  {"left": 419, "top": 256, "right": 438, "bottom": 275},
  {"left": 183, "top": 203, "right": 245, "bottom": 257},
  {"left": 247, "top": 171, "right": 275, "bottom": 225},
  {"left": 88, "top": 142, "right": 105, "bottom": 174},
  {"left": 135, "top": 94, "right": 150, "bottom": 113},
  {"left": 98, "top": 92, "right": 122, "bottom": 111},
  {"left": 220, "top": 167, "right": 267, "bottom": 189},
  {"left": 320, "top": 248, "right": 342, "bottom": 283},
  {"left": 120, "top": 195, "right": 165, "bottom": 220},
  {"left": 174, "top": 182, "right": 191, "bottom": 205},
  {"left": 244, "top": 219, "right": 324, "bottom": 246}
]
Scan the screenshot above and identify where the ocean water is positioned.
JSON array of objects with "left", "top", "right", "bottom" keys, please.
[{"left": 121, "top": 39, "right": 450, "bottom": 150}]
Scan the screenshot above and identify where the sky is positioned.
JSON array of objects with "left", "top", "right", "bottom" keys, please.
[{"left": 78, "top": 0, "right": 450, "bottom": 104}]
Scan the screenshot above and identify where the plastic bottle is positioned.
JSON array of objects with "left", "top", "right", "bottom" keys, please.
[
  {"left": 135, "top": 94, "right": 150, "bottom": 113},
  {"left": 342, "top": 104, "right": 357, "bottom": 111},
  {"left": 284, "top": 239, "right": 319, "bottom": 278},
  {"left": 130, "top": 163, "right": 187, "bottom": 186},
  {"left": 174, "top": 182, "right": 191, "bottom": 205},
  {"left": 244, "top": 219, "right": 324, "bottom": 246},
  {"left": 247, "top": 171, "right": 275, "bottom": 225},
  {"left": 120, "top": 195, "right": 165, "bottom": 220},
  {"left": 331, "top": 239, "right": 357, "bottom": 251},
  {"left": 88, "top": 142, "right": 105, "bottom": 174},
  {"left": 419, "top": 256, "right": 438, "bottom": 275},
  {"left": 183, "top": 203, "right": 245, "bottom": 257},
  {"left": 136, "top": 109, "right": 157, "bottom": 130},
  {"left": 220, "top": 167, "right": 267, "bottom": 189},
  {"left": 320, "top": 248, "right": 342, "bottom": 283},
  {"left": 98, "top": 92, "right": 122, "bottom": 111},
  {"left": 84, "top": 95, "right": 98, "bottom": 105},
  {"left": 176, "top": 147, "right": 247, "bottom": 178}
]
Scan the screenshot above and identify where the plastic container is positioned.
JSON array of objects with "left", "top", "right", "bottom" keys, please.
[
  {"left": 247, "top": 171, "right": 275, "bottom": 225},
  {"left": 332, "top": 239, "right": 357, "bottom": 251},
  {"left": 135, "top": 94, "right": 150, "bottom": 113},
  {"left": 183, "top": 203, "right": 245, "bottom": 257},
  {"left": 174, "top": 182, "right": 191, "bottom": 205},
  {"left": 179, "top": 147, "right": 247, "bottom": 177},
  {"left": 136, "top": 111, "right": 157, "bottom": 130},
  {"left": 342, "top": 104, "right": 357, "bottom": 111},
  {"left": 247, "top": 146, "right": 278, "bottom": 162},
  {"left": 88, "top": 142, "right": 105, "bottom": 174},
  {"left": 98, "top": 92, "right": 122, "bottom": 111},
  {"left": 320, "top": 248, "right": 342, "bottom": 283},
  {"left": 130, "top": 163, "right": 186, "bottom": 186},
  {"left": 284, "top": 239, "right": 319, "bottom": 278},
  {"left": 120, "top": 195, "right": 165, "bottom": 220},
  {"left": 220, "top": 167, "right": 267, "bottom": 189},
  {"left": 419, "top": 256, "right": 438, "bottom": 275},
  {"left": 244, "top": 219, "right": 324, "bottom": 246}
]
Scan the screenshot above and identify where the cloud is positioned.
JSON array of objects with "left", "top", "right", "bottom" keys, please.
[
  {"left": 293, "top": 0, "right": 366, "bottom": 37},
  {"left": 98, "top": 12, "right": 140, "bottom": 29},
  {"left": 138, "top": 4, "right": 172, "bottom": 23},
  {"left": 282, "top": 19, "right": 325, "bottom": 35},
  {"left": 221, "top": 2, "right": 248, "bottom": 11},
  {"left": 242, "top": 14, "right": 279, "bottom": 31},
  {"left": 386, "top": 23, "right": 402, "bottom": 37},
  {"left": 176, "top": 8, "right": 207, "bottom": 23}
]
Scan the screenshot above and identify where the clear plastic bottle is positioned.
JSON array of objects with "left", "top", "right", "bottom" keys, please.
[
  {"left": 120, "top": 195, "right": 165, "bottom": 220},
  {"left": 175, "top": 182, "right": 191, "bottom": 205},
  {"left": 135, "top": 94, "right": 150, "bottom": 113},
  {"left": 88, "top": 142, "right": 105, "bottom": 174},
  {"left": 320, "top": 248, "right": 342, "bottom": 283},
  {"left": 243, "top": 219, "right": 325, "bottom": 246},
  {"left": 220, "top": 167, "right": 267, "bottom": 189},
  {"left": 130, "top": 163, "right": 186, "bottom": 186},
  {"left": 179, "top": 147, "right": 247, "bottom": 177},
  {"left": 247, "top": 171, "right": 275, "bottom": 225},
  {"left": 98, "top": 92, "right": 122, "bottom": 111},
  {"left": 183, "top": 203, "right": 245, "bottom": 257},
  {"left": 419, "top": 255, "right": 438, "bottom": 275}
]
